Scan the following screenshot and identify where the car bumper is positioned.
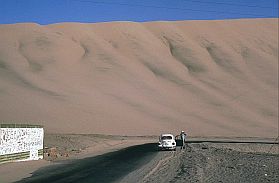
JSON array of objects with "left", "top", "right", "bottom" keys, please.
[{"left": 158, "top": 144, "right": 176, "bottom": 150}]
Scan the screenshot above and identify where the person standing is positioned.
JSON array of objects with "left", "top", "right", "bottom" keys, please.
[{"left": 180, "top": 131, "right": 187, "bottom": 149}]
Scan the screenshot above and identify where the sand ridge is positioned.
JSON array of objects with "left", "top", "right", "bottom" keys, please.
[{"left": 0, "top": 18, "right": 278, "bottom": 137}]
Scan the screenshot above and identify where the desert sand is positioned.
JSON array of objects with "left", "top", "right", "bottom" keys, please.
[
  {"left": 0, "top": 18, "right": 278, "bottom": 183},
  {"left": 0, "top": 18, "right": 278, "bottom": 137}
]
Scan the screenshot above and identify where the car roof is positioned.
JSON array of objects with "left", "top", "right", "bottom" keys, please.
[{"left": 161, "top": 134, "right": 174, "bottom": 137}]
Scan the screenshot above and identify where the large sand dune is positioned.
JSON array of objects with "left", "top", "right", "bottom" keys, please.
[{"left": 0, "top": 18, "right": 278, "bottom": 137}]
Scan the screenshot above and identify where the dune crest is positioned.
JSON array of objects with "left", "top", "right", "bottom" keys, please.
[{"left": 0, "top": 18, "right": 278, "bottom": 137}]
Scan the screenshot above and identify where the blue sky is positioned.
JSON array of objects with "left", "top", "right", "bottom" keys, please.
[{"left": 0, "top": 0, "right": 278, "bottom": 24}]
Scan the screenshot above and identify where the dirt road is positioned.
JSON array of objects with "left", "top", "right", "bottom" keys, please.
[
  {"left": 17, "top": 143, "right": 158, "bottom": 183},
  {"left": 18, "top": 140, "right": 278, "bottom": 183}
]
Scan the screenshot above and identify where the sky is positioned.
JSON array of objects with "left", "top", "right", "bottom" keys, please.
[{"left": 0, "top": 0, "right": 278, "bottom": 24}]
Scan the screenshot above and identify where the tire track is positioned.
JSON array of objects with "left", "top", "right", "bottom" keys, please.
[{"left": 143, "top": 151, "right": 176, "bottom": 181}]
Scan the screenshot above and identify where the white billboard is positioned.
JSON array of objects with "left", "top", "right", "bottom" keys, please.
[{"left": 0, "top": 125, "right": 44, "bottom": 163}]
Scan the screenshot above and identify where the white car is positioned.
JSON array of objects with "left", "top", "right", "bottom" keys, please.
[{"left": 158, "top": 134, "right": 176, "bottom": 151}]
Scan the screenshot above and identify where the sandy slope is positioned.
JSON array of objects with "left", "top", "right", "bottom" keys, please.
[{"left": 0, "top": 18, "right": 278, "bottom": 137}]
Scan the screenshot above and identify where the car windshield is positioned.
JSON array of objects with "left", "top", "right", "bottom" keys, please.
[{"left": 161, "top": 136, "right": 172, "bottom": 140}]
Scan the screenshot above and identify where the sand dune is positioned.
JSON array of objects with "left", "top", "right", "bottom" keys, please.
[{"left": 0, "top": 18, "right": 278, "bottom": 137}]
